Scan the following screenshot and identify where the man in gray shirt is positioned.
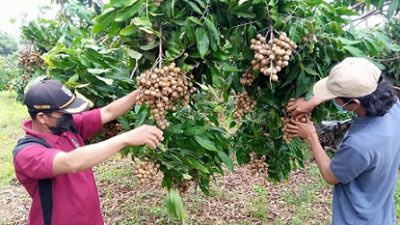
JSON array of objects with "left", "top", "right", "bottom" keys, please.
[{"left": 286, "top": 57, "right": 400, "bottom": 224}]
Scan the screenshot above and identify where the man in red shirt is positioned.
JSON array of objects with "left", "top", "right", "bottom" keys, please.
[{"left": 13, "top": 79, "right": 163, "bottom": 225}]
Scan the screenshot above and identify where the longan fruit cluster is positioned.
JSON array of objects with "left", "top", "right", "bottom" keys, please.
[
  {"left": 250, "top": 32, "right": 297, "bottom": 82},
  {"left": 234, "top": 91, "right": 256, "bottom": 120},
  {"left": 302, "top": 33, "right": 317, "bottom": 43},
  {"left": 176, "top": 181, "right": 192, "bottom": 194},
  {"left": 134, "top": 160, "right": 160, "bottom": 186},
  {"left": 18, "top": 49, "right": 44, "bottom": 73},
  {"left": 21, "top": 74, "right": 31, "bottom": 82},
  {"left": 103, "top": 122, "right": 123, "bottom": 139},
  {"left": 249, "top": 152, "right": 268, "bottom": 175},
  {"left": 281, "top": 112, "right": 311, "bottom": 144},
  {"left": 154, "top": 0, "right": 163, "bottom": 6},
  {"left": 136, "top": 63, "right": 196, "bottom": 129},
  {"left": 240, "top": 70, "right": 256, "bottom": 86}
]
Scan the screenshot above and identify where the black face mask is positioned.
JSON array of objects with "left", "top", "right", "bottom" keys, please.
[{"left": 47, "top": 114, "right": 77, "bottom": 135}]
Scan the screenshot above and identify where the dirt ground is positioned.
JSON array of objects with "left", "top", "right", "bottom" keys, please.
[{"left": 0, "top": 158, "right": 333, "bottom": 225}]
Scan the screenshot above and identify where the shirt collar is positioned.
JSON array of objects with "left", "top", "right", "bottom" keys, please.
[{"left": 23, "top": 119, "right": 62, "bottom": 145}]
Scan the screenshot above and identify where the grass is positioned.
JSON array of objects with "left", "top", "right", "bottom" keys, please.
[
  {"left": 0, "top": 91, "right": 28, "bottom": 188},
  {"left": 244, "top": 185, "right": 269, "bottom": 220},
  {"left": 396, "top": 176, "right": 400, "bottom": 216}
]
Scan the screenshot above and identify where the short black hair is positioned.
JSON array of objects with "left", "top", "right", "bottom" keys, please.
[
  {"left": 28, "top": 111, "right": 39, "bottom": 120},
  {"left": 340, "top": 76, "right": 398, "bottom": 116},
  {"left": 28, "top": 111, "right": 54, "bottom": 120}
]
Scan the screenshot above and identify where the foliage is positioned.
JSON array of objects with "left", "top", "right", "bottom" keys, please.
[
  {"left": 0, "top": 32, "right": 18, "bottom": 56},
  {"left": 336, "top": 0, "right": 400, "bottom": 19},
  {"left": 42, "top": 39, "right": 135, "bottom": 106},
  {"left": 379, "top": 17, "right": 400, "bottom": 86},
  {"left": 0, "top": 91, "right": 28, "bottom": 187},
  {"left": 0, "top": 54, "right": 21, "bottom": 91},
  {"left": 89, "top": 0, "right": 396, "bottom": 181},
  {"left": 121, "top": 89, "right": 233, "bottom": 194},
  {"left": 21, "top": 19, "right": 64, "bottom": 53},
  {"left": 166, "top": 189, "right": 188, "bottom": 223}
]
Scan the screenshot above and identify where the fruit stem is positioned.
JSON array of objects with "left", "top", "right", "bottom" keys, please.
[{"left": 158, "top": 22, "right": 163, "bottom": 69}]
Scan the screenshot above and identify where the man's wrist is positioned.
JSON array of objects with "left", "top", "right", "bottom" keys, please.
[
  {"left": 306, "top": 132, "right": 319, "bottom": 144},
  {"left": 311, "top": 96, "right": 323, "bottom": 105}
]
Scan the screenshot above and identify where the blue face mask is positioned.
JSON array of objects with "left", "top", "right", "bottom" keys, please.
[{"left": 332, "top": 99, "right": 353, "bottom": 112}]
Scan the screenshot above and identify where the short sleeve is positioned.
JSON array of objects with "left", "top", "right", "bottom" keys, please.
[
  {"left": 330, "top": 139, "right": 370, "bottom": 184},
  {"left": 14, "top": 145, "right": 60, "bottom": 180},
  {"left": 72, "top": 108, "right": 103, "bottom": 140}
]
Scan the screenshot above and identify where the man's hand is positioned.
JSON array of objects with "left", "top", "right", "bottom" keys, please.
[
  {"left": 122, "top": 125, "right": 164, "bottom": 149},
  {"left": 285, "top": 118, "right": 318, "bottom": 143},
  {"left": 287, "top": 96, "right": 321, "bottom": 117}
]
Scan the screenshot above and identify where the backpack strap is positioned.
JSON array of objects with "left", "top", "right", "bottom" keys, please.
[
  {"left": 13, "top": 136, "right": 53, "bottom": 225},
  {"left": 13, "top": 136, "right": 51, "bottom": 159}
]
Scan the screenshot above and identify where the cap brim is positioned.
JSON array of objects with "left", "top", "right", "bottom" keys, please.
[
  {"left": 313, "top": 77, "right": 337, "bottom": 102},
  {"left": 59, "top": 96, "right": 90, "bottom": 114}
]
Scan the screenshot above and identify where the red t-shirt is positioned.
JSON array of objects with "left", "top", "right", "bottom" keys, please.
[{"left": 13, "top": 109, "right": 104, "bottom": 225}]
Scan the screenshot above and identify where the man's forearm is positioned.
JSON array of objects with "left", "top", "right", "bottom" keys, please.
[
  {"left": 307, "top": 135, "right": 339, "bottom": 185},
  {"left": 101, "top": 91, "right": 139, "bottom": 124},
  {"left": 53, "top": 134, "right": 128, "bottom": 175}
]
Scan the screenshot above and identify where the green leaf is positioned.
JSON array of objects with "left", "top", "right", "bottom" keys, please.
[
  {"left": 182, "top": 174, "right": 192, "bottom": 180},
  {"left": 194, "top": 135, "right": 217, "bottom": 151},
  {"left": 93, "top": 10, "right": 117, "bottom": 33},
  {"left": 109, "top": 0, "right": 137, "bottom": 8},
  {"left": 185, "top": 125, "right": 208, "bottom": 135},
  {"left": 184, "top": 0, "right": 203, "bottom": 15},
  {"left": 195, "top": 27, "right": 209, "bottom": 58},
  {"left": 343, "top": 45, "right": 364, "bottom": 56},
  {"left": 165, "top": 123, "right": 184, "bottom": 134},
  {"left": 217, "top": 151, "right": 234, "bottom": 171},
  {"left": 131, "top": 17, "right": 155, "bottom": 34},
  {"left": 189, "top": 158, "right": 210, "bottom": 173},
  {"left": 304, "top": 67, "right": 319, "bottom": 76},
  {"left": 387, "top": 0, "right": 400, "bottom": 19},
  {"left": 184, "top": 19, "right": 196, "bottom": 42},
  {"left": 219, "top": 61, "right": 240, "bottom": 72},
  {"left": 115, "top": 2, "right": 142, "bottom": 22},
  {"left": 188, "top": 17, "right": 202, "bottom": 26},
  {"left": 127, "top": 49, "right": 142, "bottom": 60},
  {"left": 374, "top": 32, "right": 398, "bottom": 51},
  {"left": 68, "top": 74, "right": 79, "bottom": 83},
  {"left": 166, "top": 189, "right": 188, "bottom": 223},
  {"left": 119, "top": 24, "right": 137, "bottom": 36},
  {"left": 337, "top": 37, "right": 361, "bottom": 46},
  {"left": 210, "top": 65, "right": 223, "bottom": 88},
  {"left": 377, "top": 0, "right": 385, "bottom": 9},
  {"left": 95, "top": 75, "right": 114, "bottom": 85},
  {"left": 140, "top": 41, "right": 159, "bottom": 51},
  {"left": 88, "top": 68, "right": 112, "bottom": 74},
  {"left": 193, "top": 0, "right": 206, "bottom": 8},
  {"left": 335, "top": 7, "right": 358, "bottom": 16},
  {"left": 204, "top": 18, "right": 220, "bottom": 51}
]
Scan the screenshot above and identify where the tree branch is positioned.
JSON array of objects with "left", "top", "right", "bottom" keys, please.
[
  {"left": 351, "top": 1, "right": 391, "bottom": 24},
  {"left": 351, "top": 1, "right": 365, "bottom": 11}
]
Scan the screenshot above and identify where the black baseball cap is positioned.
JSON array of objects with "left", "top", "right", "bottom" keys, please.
[{"left": 23, "top": 79, "right": 90, "bottom": 113}]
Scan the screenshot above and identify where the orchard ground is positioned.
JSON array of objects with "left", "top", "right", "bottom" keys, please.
[{"left": 1, "top": 91, "right": 399, "bottom": 225}]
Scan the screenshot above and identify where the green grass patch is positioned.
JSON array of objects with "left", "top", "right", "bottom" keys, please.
[
  {"left": 244, "top": 185, "right": 269, "bottom": 220},
  {"left": 0, "top": 91, "right": 28, "bottom": 187},
  {"left": 395, "top": 174, "right": 400, "bottom": 217}
]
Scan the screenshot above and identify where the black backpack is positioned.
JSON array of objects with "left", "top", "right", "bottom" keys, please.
[{"left": 13, "top": 136, "right": 53, "bottom": 225}]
